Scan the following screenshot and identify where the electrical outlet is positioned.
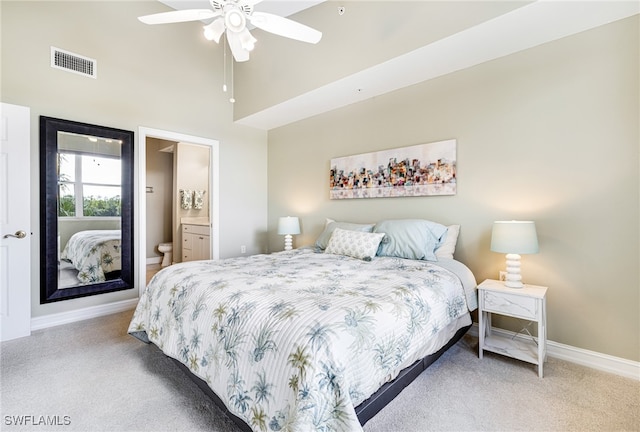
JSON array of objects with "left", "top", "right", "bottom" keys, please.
[
  {"left": 240, "top": 245, "right": 246, "bottom": 254},
  {"left": 499, "top": 271, "right": 507, "bottom": 281}
]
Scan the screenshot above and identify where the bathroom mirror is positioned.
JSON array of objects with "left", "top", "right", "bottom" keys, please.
[{"left": 40, "top": 116, "right": 134, "bottom": 303}]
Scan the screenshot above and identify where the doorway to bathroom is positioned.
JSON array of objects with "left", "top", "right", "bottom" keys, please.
[{"left": 136, "top": 127, "right": 220, "bottom": 296}]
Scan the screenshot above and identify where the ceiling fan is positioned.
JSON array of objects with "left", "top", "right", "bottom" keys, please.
[{"left": 138, "top": 0, "right": 322, "bottom": 62}]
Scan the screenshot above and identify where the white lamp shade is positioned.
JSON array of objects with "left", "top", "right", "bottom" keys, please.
[
  {"left": 490, "top": 221, "right": 539, "bottom": 254},
  {"left": 277, "top": 216, "right": 300, "bottom": 235}
]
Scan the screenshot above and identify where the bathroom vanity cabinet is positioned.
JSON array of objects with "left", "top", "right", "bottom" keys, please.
[{"left": 182, "top": 223, "right": 211, "bottom": 262}]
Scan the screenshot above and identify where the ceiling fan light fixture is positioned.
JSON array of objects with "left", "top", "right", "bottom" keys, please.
[
  {"left": 203, "top": 19, "right": 226, "bottom": 42},
  {"left": 239, "top": 29, "right": 257, "bottom": 51},
  {"left": 224, "top": 8, "right": 246, "bottom": 33}
]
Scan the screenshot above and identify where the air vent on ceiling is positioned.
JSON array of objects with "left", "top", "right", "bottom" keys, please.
[{"left": 51, "top": 47, "right": 97, "bottom": 79}]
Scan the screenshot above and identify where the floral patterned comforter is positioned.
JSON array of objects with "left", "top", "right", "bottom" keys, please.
[
  {"left": 128, "top": 249, "right": 476, "bottom": 432},
  {"left": 61, "top": 230, "right": 121, "bottom": 284}
]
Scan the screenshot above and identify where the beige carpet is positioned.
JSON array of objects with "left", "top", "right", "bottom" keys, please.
[{"left": 1, "top": 310, "right": 638, "bottom": 432}]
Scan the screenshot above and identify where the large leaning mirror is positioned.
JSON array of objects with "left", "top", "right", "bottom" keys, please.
[{"left": 40, "top": 116, "right": 134, "bottom": 303}]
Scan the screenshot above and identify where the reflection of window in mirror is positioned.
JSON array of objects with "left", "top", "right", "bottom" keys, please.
[
  {"left": 58, "top": 153, "right": 122, "bottom": 217},
  {"left": 57, "top": 131, "right": 123, "bottom": 219}
]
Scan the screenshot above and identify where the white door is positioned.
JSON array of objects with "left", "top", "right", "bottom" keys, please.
[{"left": 0, "top": 102, "right": 31, "bottom": 341}]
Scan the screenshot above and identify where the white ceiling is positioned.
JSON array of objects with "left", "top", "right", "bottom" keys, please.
[
  {"left": 158, "top": 0, "right": 324, "bottom": 21},
  {"left": 159, "top": 1, "right": 639, "bottom": 131}
]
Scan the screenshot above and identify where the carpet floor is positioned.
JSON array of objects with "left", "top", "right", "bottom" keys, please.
[{"left": 1, "top": 309, "right": 638, "bottom": 431}]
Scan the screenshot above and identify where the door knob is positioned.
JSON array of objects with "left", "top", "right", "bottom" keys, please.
[{"left": 3, "top": 230, "right": 27, "bottom": 239}]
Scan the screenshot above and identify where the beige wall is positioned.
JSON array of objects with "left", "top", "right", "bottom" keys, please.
[
  {"left": 145, "top": 138, "right": 174, "bottom": 260},
  {"left": 267, "top": 17, "right": 639, "bottom": 361},
  {"left": 1, "top": 1, "right": 268, "bottom": 318}
]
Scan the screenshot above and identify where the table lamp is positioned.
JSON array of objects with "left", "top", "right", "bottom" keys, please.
[
  {"left": 278, "top": 216, "right": 300, "bottom": 251},
  {"left": 490, "top": 220, "right": 539, "bottom": 288}
]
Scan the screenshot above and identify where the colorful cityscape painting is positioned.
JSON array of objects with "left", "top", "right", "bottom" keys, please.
[{"left": 330, "top": 139, "right": 457, "bottom": 199}]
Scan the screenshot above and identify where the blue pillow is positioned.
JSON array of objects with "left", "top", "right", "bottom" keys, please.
[{"left": 374, "top": 219, "right": 448, "bottom": 261}]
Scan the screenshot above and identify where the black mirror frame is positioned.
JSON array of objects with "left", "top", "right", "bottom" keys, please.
[{"left": 40, "top": 116, "right": 134, "bottom": 303}]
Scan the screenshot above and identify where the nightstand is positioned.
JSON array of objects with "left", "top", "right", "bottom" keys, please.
[{"left": 478, "top": 279, "right": 548, "bottom": 377}]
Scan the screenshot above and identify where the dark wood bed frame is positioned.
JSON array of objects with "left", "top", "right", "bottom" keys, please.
[{"left": 170, "top": 323, "right": 471, "bottom": 430}]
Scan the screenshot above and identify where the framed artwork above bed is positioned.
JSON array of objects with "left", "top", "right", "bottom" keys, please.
[{"left": 329, "top": 139, "right": 456, "bottom": 199}]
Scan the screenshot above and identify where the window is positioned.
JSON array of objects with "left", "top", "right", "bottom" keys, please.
[{"left": 58, "top": 152, "right": 121, "bottom": 217}]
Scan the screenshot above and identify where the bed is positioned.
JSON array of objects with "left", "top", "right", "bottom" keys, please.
[
  {"left": 60, "top": 229, "right": 122, "bottom": 284},
  {"left": 128, "top": 219, "right": 477, "bottom": 432}
]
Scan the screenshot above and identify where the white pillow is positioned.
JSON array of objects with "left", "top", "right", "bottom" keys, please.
[
  {"left": 434, "top": 225, "right": 460, "bottom": 259},
  {"left": 324, "top": 228, "right": 385, "bottom": 260}
]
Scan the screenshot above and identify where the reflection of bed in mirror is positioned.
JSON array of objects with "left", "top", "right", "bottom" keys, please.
[{"left": 59, "top": 230, "right": 122, "bottom": 287}]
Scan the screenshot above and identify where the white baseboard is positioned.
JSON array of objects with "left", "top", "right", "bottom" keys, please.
[
  {"left": 469, "top": 323, "right": 639, "bottom": 381},
  {"left": 146, "top": 256, "right": 162, "bottom": 265},
  {"left": 30, "top": 298, "right": 139, "bottom": 332}
]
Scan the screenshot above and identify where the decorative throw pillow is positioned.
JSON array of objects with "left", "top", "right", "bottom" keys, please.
[
  {"left": 314, "top": 219, "right": 375, "bottom": 250},
  {"left": 374, "top": 219, "right": 448, "bottom": 261},
  {"left": 324, "top": 228, "right": 385, "bottom": 260},
  {"left": 435, "top": 225, "right": 460, "bottom": 259}
]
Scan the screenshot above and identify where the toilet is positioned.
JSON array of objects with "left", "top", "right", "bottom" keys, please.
[{"left": 158, "top": 243, "right": 173, "bottom": 267}]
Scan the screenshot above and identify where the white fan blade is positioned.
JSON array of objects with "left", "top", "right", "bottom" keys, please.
[
  {"left": 138, "top": 9, "right": 218, "bottom": 25},
  {"left": 203, "top": 18, "right": 226, "bottom": 43},
  {"left": 241, "top": 0, "right": 264, "bottom": 7},
  {"left": 227, "top": 30, "right": 250, "bottom": 62},
  {"left": 249, "top": 12, "right": 322, "bottom": 44}
]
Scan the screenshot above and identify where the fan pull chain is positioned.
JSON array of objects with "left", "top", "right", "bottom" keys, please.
[
  {"left": 222, "top": 33, "right": 228, "bottom": 93},
  {"left": 229, "top": 58, "right": 235, "bottom": 104},
  {"left": 220, "top": 33, "right": 234, "bottom": 104}
]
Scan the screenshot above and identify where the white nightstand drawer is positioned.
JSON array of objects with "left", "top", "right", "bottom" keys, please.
[{"left": 483, "top": 290, "right": 538, "bottom": 320}]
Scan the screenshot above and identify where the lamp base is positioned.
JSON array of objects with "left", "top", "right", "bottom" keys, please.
[
  {"left": 283, "top": 234, "right": 293, "bottom": 251},
  {"left": 504, "top": 280, "right": 524, "bottom": 289},
  {"left": 503, "top": 253, "right": 524, "bottom": 288}
]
